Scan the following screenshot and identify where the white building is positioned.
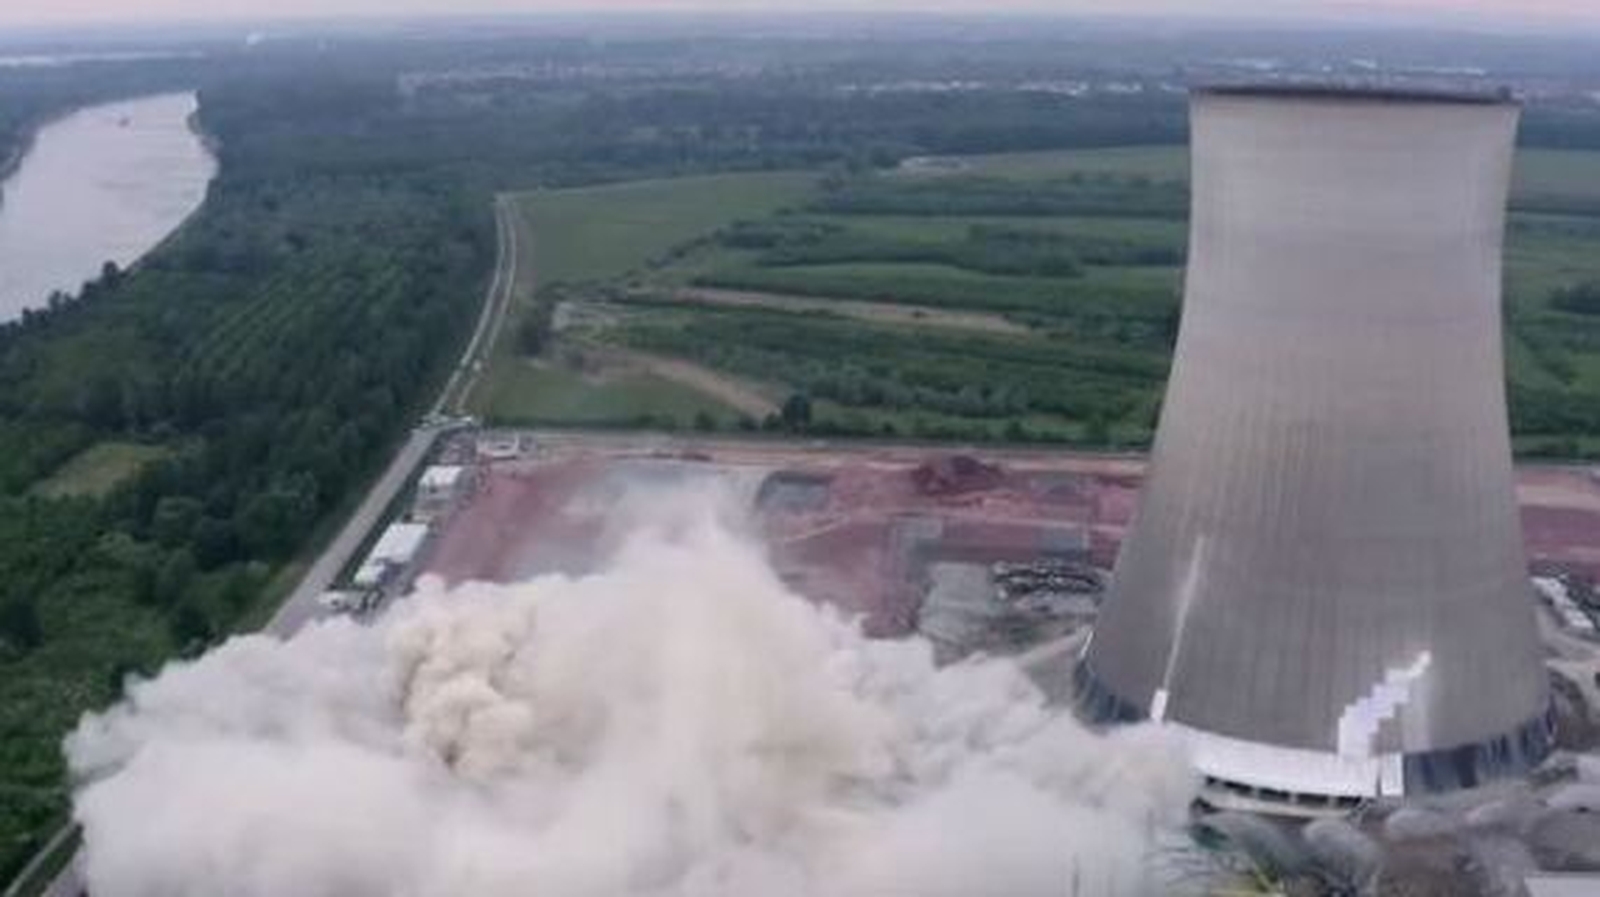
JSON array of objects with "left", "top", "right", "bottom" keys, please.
[
  {"left": 317, "top": 589, "right": 367, "bottom": 615},
  {"left": 476, "top": 431, "right": 523, "bottom": 461},
  {"left": 352, "top": 522, "right": 429, "bottom": 589},
  {"left": 1525, "top": 874, "right": 1600, "bottom": 897},
  {"left": 415, "top": 464, "right": 470, "bottom": 521}
]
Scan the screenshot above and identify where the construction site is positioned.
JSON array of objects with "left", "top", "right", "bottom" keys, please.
[
  {"left": 297, "top": 428, "right": 1600, "bottom": 893},
  {"left": 352, "top": 430, "right": 1600, "bottom": 672}
]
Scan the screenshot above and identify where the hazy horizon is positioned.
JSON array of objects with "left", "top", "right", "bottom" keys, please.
[{"left": 4, "top": 0, "right": 1600, "bottom": 36}]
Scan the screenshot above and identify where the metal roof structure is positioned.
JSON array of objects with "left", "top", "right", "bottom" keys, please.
[
  {"left": 352, "top": 522, "right": 430, "bottom": 589},
  {"left": 419, "top": 465, "right": 466, "bottom": 491},
  {"left": 367, "top": 522, "right": 428, "bottom": 564},
  {"left": 1524, "top": 874, "right": 1600, "bottom": 897},
  {"left": 1077, "top": 88, "right": 1551, "bottom": 801}
]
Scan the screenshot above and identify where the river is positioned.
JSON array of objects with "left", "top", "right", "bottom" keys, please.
[{"left": 0, "top": 92, "right": 217, "bottom": 322}]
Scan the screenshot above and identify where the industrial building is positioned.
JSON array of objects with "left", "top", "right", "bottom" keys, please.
[
  {"left": 1078, "top": 86, "right": 1552, "bottom": 805},
  {"left": 415, "top": 464, "right": 471, "bottom": 522},
  {"left": 315, "top": 589, "right": 369, "bottom": 615},
  {"left": 352, "top": 522, "right": 430, "bottom": 590},
  {"left": 475, "top": 430, "right": 529, "bottom": 461}
]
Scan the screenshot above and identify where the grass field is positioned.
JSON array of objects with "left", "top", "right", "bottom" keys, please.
[
  {"left": 30, "top": 442, "right": 173, "bottom": 500},
  {"left": 472, "top": 172, "right": 818, "bottom": 428},
  {"left": 479, "top": 146, "right": 1600, "bottom": 453},
  {"left": 512, "top": 171, "right": 820, "bottom": 285},
  {"left": 935, "top": 145, "right": 1189, "bottom": 181},
  {"left": 477, "top": 359, "right": 748, "bottom": 427},
  {"left": 698, "top": 262, "right": 1179, "bottom": 319}
]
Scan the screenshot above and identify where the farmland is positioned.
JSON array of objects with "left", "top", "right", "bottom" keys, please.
[
  {"left": 471, "top": 172, "right": 819, "bottom": 428},
  {"left": 480, "top": 145, "right": 1600, "bottom": 453}
]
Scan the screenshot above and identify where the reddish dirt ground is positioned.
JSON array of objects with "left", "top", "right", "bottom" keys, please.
[
  {"left": 426, "top": 459, "right": 609, "bottom": 585},
  {"left": 423, "top": 439, "right": 1600, "bottom": 632}
]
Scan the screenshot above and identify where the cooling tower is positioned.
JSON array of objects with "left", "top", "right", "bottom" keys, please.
[{"left": 1077, "top": 86, "right": 1552, "bottom": 804}]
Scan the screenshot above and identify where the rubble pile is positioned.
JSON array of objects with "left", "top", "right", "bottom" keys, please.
[{"left": 992, "top": 559, "right": 1103, "bottom": 618}]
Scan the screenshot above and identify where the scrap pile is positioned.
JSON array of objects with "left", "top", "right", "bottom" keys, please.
[{"left": 992, "top": 560, "right": 1103, "bottom": 618}]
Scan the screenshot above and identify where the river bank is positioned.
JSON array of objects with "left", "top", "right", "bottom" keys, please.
[
  {"left": 0, "top": 103, "right": 85, "bottom": 200},
  {"left": 0, "top": 117, "right": 43, "bottom": 202},
  {"left": 0, "top": 92, "right": 217, "bottom": 321}
]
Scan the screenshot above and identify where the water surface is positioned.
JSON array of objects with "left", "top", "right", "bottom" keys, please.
[{"left": 0, "top": 92, "right": 216, "bottom": 321}]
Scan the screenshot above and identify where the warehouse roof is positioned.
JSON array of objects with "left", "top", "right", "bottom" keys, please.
[
  {"left": 420, "top": 465, "right": 465, "bottom": 490},
  {"left": 367, "top": 522, "right": 428, "bottom": 565}
]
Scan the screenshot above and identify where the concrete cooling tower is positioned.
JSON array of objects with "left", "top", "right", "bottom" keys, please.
[{"left": 1076, "top": 86, "right": 1552, "bottom": 806}]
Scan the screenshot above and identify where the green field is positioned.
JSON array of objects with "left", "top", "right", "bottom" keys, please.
[
  {"left": 472, "top": 172, "right": 819, "bottom": 427},
  {"left": 513, "top": 171, "right": 820, "bottom": 284},
  {"left": 30, "top": 443, "right": 173, "bottom": 500},
  {"left": 476, "top": 360, "right": 747, "bottom": 427},
  {"left": 479, "top": 146, "right": 1600, "bottom": 453}
]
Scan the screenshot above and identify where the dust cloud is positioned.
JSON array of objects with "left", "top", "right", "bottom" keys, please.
[{"left": 65, "top": 498, "right": 1199, "bottom": 897}]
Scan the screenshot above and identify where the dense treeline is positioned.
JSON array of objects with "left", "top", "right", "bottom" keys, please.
[
  {"left": 812, "top": 173, "right": 1190, "bottom": 218},
  {"left": 716, "top": 218, "right": 1181, "bottom": 276},
  {"left": 1508, "top": 306, "right": 1600, "bottom": 446},
  {"left": 694, "top": 264, "right": 1180, "bottom": 338},
  {"left": 0, "top": 64, "right": 492, "bottom": 884},
  {"left": 736, "top": 220, "right": 1085, "bottom": 277},
  {"left": 619, "top": 305, "right": 1165, "bottom": 433},
  {"left": 0, "top": 56, "right": 212, "bottom": 175},
  {"left": 1550, "top": 281, "right": 1600, "bottom": 316}
]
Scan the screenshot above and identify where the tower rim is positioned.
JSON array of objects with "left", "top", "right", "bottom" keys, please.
[{"left": 1194, "top": 82, "right": 1516, "bottom": 107}]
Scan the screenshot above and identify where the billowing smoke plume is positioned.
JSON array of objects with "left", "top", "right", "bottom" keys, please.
[{"left": 66, "top": 498, "right": 1199, "bottom": 897}]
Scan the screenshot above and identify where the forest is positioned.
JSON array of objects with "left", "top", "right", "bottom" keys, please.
[{"left": 0, "top": 50, "right": 498, "bottom": 885}]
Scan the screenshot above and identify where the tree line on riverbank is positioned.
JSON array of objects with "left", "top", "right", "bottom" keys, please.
[{"left": 0, "top": 54, "right": 496, "bottom": 882}]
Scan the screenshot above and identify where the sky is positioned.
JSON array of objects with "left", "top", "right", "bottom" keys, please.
[{"left": 3, "top": 0, "right": 1600, "bottom": 31}]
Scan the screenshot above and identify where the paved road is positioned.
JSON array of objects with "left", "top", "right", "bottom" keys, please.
[
  {"left": 434, "top": 195, "right": 517, "bottom": 419},
  {"left": 265, "top": 424, "right": 445, "bottom": 636},
  {"left": 8, "top": 195, "right": 517, "bottom": 897},
  {"left": 2, "top": 827, "right": 80, "bottom": 897}
]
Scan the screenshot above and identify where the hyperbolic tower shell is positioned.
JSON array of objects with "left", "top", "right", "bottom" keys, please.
[{"left": 1077, "top": 86, "right": 1551, "bottom": 801}]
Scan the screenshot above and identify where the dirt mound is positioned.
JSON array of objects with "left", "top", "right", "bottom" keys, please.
[{"left": 911, "top": 455, "right": 1004, "bottom": 496}]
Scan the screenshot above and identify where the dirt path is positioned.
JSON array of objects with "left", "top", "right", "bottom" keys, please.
[
  {"left": 594, "top": 346, "right": 778, "bottom": 419},
  {"left": 669, "top": 287, "right": 1030, "bottom": 336}
]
